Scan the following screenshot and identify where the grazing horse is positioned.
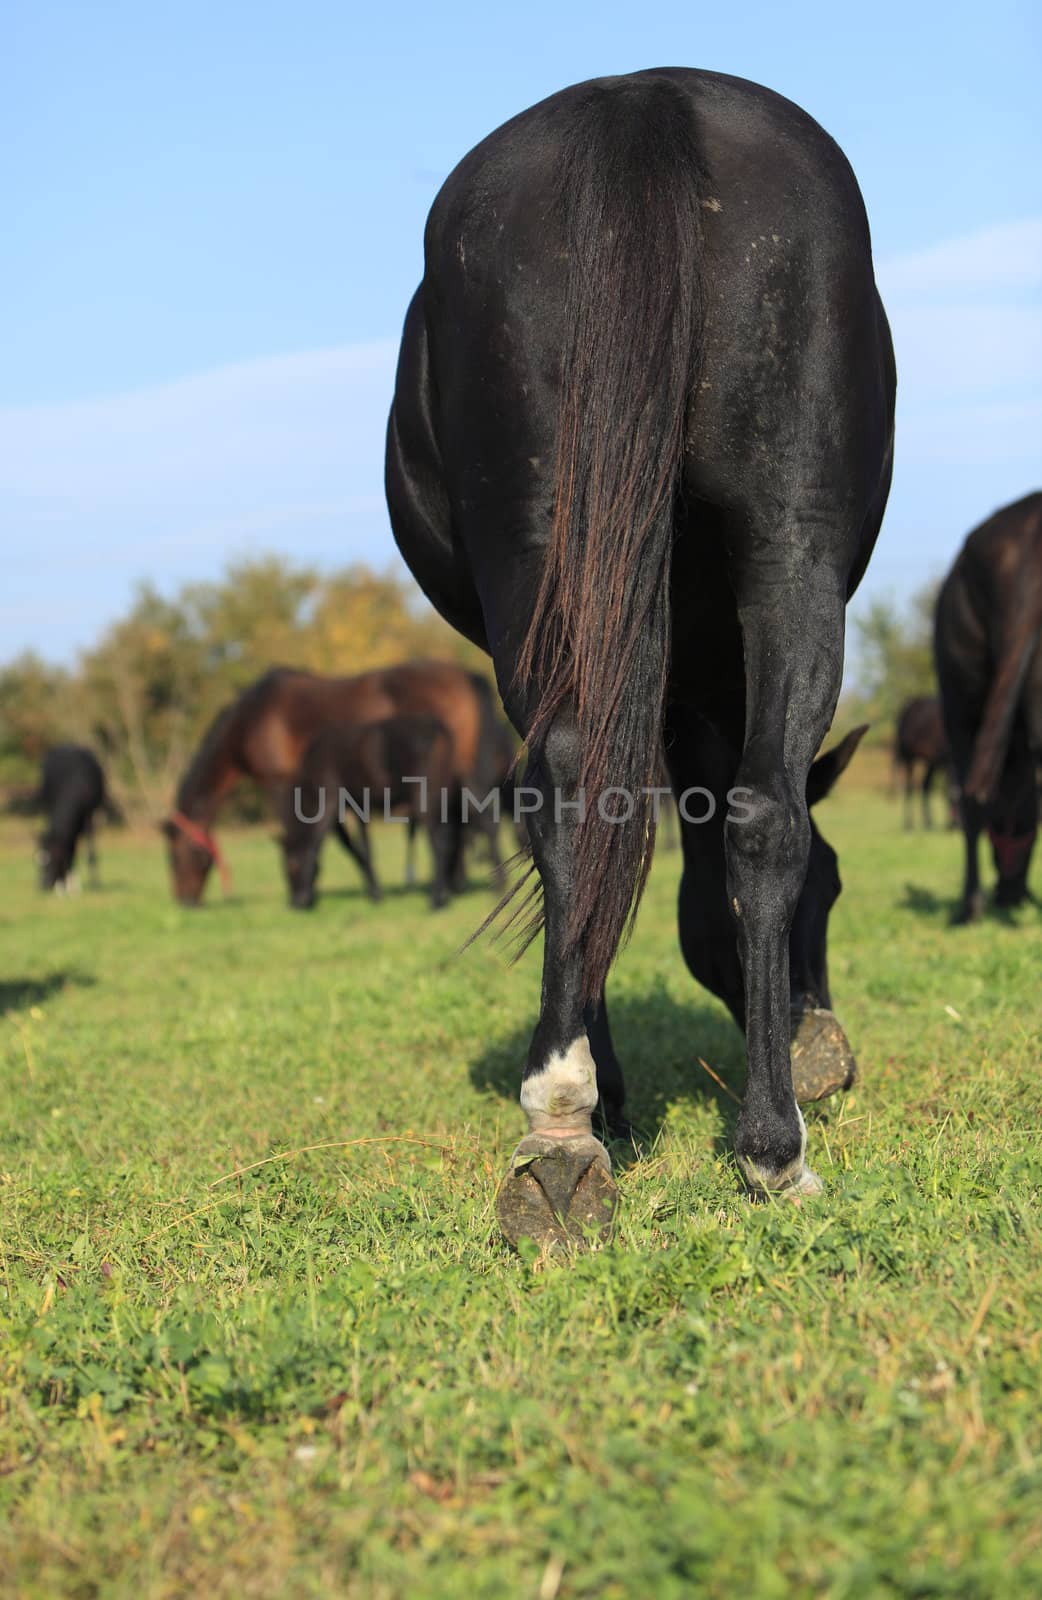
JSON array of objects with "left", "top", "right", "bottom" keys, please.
[
  {"left": 893, "top": 696, "right": 954, "bottom": 829},
  {"left": 282, "top": 715, "right": 456, "bottom": 910},
  {"left": 34, "top": 745, "right": 119, "bottom": 891},
  {"left": 387, "top": 68, "right": 895, "bottom": 1243},
  {"left": 935, "top": 493, "right": 1042, "bottom": 921},
  {"left": 163, "top": 662, "right": 493, "bottom": 905},
  {"left": 405, "top": 674, "right": 515, "bottom": 890}
]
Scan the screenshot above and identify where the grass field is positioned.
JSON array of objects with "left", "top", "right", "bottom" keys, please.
[{"left": 1, "top": 774, "right": 1041, "bottom": 1598}]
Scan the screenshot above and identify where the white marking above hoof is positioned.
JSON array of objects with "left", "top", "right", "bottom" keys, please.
[
  {"left": 520, "top": 1037, "right": 598, "bottom": 1134},
  {"left": 788, "top": 1165, "right": 823, "bottom": 1197},
  {"left": 739, "top": 1108, "right": 822, "bottom": 1197}
]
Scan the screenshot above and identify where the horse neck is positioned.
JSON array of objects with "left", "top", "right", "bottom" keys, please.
[{"left": 178, "top": 739, "right": 240, "bottom": 826}]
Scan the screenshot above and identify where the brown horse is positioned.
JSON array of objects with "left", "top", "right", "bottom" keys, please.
[
  {"left": 163, "top": 662, "right": 490, "bottom": 904},
  {"left": 282, "top": 715, "right": 457, "bottom": 910},
  {"left": 892, "top": 696, "right": 956, "bottom": 830}
]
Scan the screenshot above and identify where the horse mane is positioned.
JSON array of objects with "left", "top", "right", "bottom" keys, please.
[
  {"left": 175, "top": 667, "right": 292, "bottom": 813},
  {"left": 175, "top": 700, "right": 240, "bottom": 812}
]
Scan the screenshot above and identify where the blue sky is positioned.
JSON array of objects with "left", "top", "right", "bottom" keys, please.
[{"left": 3, "top": 0, "right": 1040, "bottom": 666}]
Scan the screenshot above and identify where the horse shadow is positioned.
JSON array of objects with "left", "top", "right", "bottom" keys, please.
[
  {"left": 469, "top": 982, "right": 747, "bottom": 1156},
  {"left": 900, "top": 881, "right": 1038, "bottom": 926},
  {"left": 899, "top": 882, "right": 958, "bottom": 920},
  {"left": 320, "top": 879, "right": 496, "bottom": 905},
  {"left": 0, "top": 970, "right": 96, "bottom": 1017}
]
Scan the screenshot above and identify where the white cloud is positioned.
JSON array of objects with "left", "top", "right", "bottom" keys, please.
[
  {"left": 0, "top": 341, "right": 399, "bottom": 509},
  {"left": 0, "top": 341, "right": 404, "bottom": 657},
  {"left": 877, "top": 218, "right": 1042, "bottom": 298},
  {"left": 887, "top": 303, "right": 1042, "bottom": 395},
  {"left": 876, "top": 217, "right": 1042, "bottom": 473}
]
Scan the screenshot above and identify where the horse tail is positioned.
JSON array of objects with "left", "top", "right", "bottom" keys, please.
[
  {"left": 515, "top": 77, "right": 707, "bottom": 999},
  {"left": 964, "top": 577, "right": 1042, "bottom": 805}
]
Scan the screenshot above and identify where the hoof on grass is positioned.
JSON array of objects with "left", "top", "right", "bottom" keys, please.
[
  {"left": 951, "top": 892, "right": 985, "bottom": 926},
  {"left": 746, "top": 1164, "right": 824, "bottom": 1203},
  {"left": 786, "top": 1164, "right": 823, "bottom": 1198},
  {"left": 789, "top": 1006, "right": 857, "bottom": 1104},
  {"left": 496, "top": 1133, "right": 617, "bottom": 1252}
]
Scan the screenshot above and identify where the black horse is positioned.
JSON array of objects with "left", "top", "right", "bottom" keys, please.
[
  {"left": 935, "top": 492, "right": 1042, "bottom": 921},
  {"left": 281, "top": 715, "right": 457, "bottom": 910},
  {"left": 33, "top": 745, "right": 119, "bottom": 891},
  {"left": 387, "top": 70, "right": 894, "bottom": 1245}
]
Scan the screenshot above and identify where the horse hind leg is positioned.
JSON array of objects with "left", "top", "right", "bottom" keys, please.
[
  {"left": 585, "top": 992, "right": 631, "bottom": 1143},
  {"left": 494, "top": 709, "right": 618, "bottom": 1251},
  {"left": 425, "top": 814, "right": 453, "bottom": 909},
  {"left": 726, "top": 562, "right": 848, "bottom": 1197},
  {"left": 404, "top": 817, "right": 419, "bottom": 887},
  {"left": 903, "top": 761, "right": 915, "bottom": 829},
  {"left": 85, "top": 818, "right": 100, "bottom": 887},
  {"left": 334, "top": 819, "right": 382, "bottom": 902}
]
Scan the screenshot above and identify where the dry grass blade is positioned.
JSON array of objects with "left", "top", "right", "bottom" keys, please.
[
  {"left": 696, "top": 1057, "right": 742, "bottom": 1104},
  {"left": 134, "top": 1138, "right": 472, "bottom": 1245},
  {"left": 208, "top": 1136, "right": 468, "bottom": 1188}
]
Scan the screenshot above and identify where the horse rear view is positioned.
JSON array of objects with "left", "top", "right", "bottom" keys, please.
[
  {"left": 935, "top": 493, "right": 1042, "bottom": 920},
  {"left": 388, "top": 70, "right": 895, "bottom": 1246}
]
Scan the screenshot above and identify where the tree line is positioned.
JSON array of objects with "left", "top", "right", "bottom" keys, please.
[
  {"left": 0, "top": 559, "right": 485, "bottom": 818},
  {"left": 0, "top": 557, "right": 939, "bottom": 818},
  {"left": 842, "top": 581, "right": 939, "bottom": 736}
]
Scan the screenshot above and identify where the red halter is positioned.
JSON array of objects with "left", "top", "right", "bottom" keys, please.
[
  {"left": 170, "top": 810, "right": 233, "bottom": 896},
  {"left": 987, "top": 825, "right": 1036, "bottom": 878}
]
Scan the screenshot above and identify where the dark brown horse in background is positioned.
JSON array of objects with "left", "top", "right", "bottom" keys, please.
[
  {"left": 893, "top": 696, "right": 955, "bottom": 829},
  {"left": 935, "top": 492, "right": 1042, "bottom": 921},
  {"left": 164, "top": 662, "right": 498, "bottom": 904},
  {"left": 282, "top": 715, "right": 457, "bottom": 910}
]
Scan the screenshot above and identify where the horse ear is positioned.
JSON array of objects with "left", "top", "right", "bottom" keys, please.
[
  {"left": 159, "top": 818, "right": 176, "bottom": 839},
  {"left": 807, "top": 725, "right": 870, "bottom": 807}
]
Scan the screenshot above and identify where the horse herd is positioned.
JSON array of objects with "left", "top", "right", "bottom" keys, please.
[
  {"left": 162, "top": 661, "right": 517, "bottom": 912},
  {"left": 15, "top": 68, "right": 1042, "bottom": 1248}
]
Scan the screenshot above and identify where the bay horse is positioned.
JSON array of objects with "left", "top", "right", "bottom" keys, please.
[
  {"left": 282, "top": 715, "right": 456, "bottom": 909},
  {"left": 34, "top": 746, "right": 120, "bottom": 891},
  {"left": 893, "top": 696, "right": 955, "bottom": 830},
  {"left": 164, "top": 662, "right": 491, "bottom": 904},
  {"left": 405, "top": 679, "right": 515, "bottom": 889},
  {"left": 387, "top": 69, "right": 895, "bottom": 1245},
  {"left": 935, "top": 492, "right": 1042, "bottom": 921}
]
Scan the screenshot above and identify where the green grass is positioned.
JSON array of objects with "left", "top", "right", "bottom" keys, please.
[{"left": 1, "top": 785, "right": 1041, "bottom": 1598}]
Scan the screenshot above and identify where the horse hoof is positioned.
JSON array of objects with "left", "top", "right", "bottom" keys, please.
[
  {"left": 951, "top": 889, "right": 985, "bottom": 925},
  {"left": 788, "top": 1164, "right": 823, "bottom": 1197},
  {"left": 496, "top": 1133, "right": 618, "bottom": 1252},
  {"left": 746, "top": 1163, "right": 824, "bottom": 1201},
  {"left": 789, "top": 1006, "right": 857, "bottom": 1103}
]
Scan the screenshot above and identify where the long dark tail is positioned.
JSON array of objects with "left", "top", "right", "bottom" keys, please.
[
  {"left": 964, "top": 586, "right": 1042, "bottom": 805},
  {"left": 515, "top": 78, "right": 707, "bottom": 1000}
]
